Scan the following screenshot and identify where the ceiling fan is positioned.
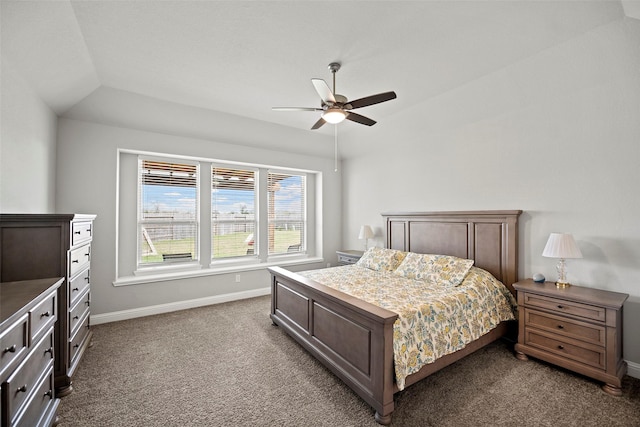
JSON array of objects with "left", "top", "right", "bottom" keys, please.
[{"left": 272, "top": 62, "right": 397, "bottom": 130}]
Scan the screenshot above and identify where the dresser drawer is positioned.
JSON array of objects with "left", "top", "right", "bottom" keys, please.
[
  {"left": 69, "top": 244, "right": 91, "bottom": 278},
  {"left": 524, "top": 308, "right": 605, "bottom": 347},
  {"left": 29, "top": 293, "right": 56, "bottom": 344},
  {"left": 72, "top": 221, "right": 93, "bottom": 247},
  {"left": 3, "top": 330, "right": 54, "bottom": 425},
  {"left": 524, "top": 328, "right": 605, "bottom": 369},
  {"left": 69, "top": 315, "right": 90, "bottom": 369},
  {"left": 12, "top": 367, "right": 56, "bottom": 427},
  {"left": 69, "top": 291, "right": 90, "bottom": 338},
  {"left": 69, "top": 268, "right": 90, "bottom": 310},
  {"left": 0, "top": 314, "right": 29, "bottom": 379},
  {"left": 522, "top": 292, "right": 605, "bottom": 322}
]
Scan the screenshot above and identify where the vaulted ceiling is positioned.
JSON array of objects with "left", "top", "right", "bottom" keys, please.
[{"left": 2, "top": 1, "right": 636, "bottom": 135}]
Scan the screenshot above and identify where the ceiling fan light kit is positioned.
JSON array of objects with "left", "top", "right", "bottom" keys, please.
[
  {"left": 322, "top": 108, "right": 347, "bottom": 124},
  {"left": 273, "top": 62, "right": 397, "bottom": 130}
]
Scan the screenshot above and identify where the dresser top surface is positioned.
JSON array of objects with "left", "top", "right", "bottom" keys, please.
[{"left": 1, "top": 277, "right": 63, "bottom": 325}]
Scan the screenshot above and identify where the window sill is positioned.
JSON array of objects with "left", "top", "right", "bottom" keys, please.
[{"left": 113, "top": 256, "right": 324, "bottom": 287}]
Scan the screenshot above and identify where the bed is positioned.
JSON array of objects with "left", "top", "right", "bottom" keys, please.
[{"left": 268, "top": 210, "right": 521, "bottom": 424}]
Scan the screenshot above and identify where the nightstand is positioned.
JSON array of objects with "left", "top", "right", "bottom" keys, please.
[
  {"left": 513, "top": 279, "right": 629, "bottom": 395},
  {"left": 336, "top": 250, "right": 364, "bottom": 266}
]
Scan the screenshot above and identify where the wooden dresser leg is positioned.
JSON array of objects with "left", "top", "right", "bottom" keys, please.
[
  {"left": 514, "top": 351, "right": 529, "bottom": 361},
  {"left": 602, "top": 383, "right": 622, "bottom": 396},
  {"left": 374, "top": 411, "right": 392, "bottom": 425}
]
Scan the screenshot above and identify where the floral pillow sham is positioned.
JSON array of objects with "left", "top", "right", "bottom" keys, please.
[
  {"left": 355, "top": 247, "right": 407, "bottom": 272},
  {"left": 393, "top": 252, "right": 474, "bottom": 287}
]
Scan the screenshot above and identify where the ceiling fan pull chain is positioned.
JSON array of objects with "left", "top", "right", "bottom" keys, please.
[{"left": 334, "top": 125, "right": 338, "bottom": 172}]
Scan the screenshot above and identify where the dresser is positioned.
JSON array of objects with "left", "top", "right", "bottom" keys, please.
[
  {"left": 1, "top": 277, "right": 63, "bottom": 427},
  {"left": 336, "top": 250, "right": 364, "bottom": 266},
  {"left": 513, "top": 279, "right": 629, "bottom": 395},
  {"left": 0, "top": 214, "right": 96, "bottom": 396}
]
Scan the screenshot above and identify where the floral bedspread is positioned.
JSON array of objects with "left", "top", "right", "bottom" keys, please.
[{"left": 297, "top": 265, "right": 517, "bottom": 390}]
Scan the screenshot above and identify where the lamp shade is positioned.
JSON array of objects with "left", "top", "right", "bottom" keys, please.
[
  {"left": 542, "top": 233, "right": 583, "bottom": 259},
  {"left": 358, "top": 225, "right": 374, "bottom": 240}
]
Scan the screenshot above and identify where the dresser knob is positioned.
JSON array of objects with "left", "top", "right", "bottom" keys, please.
[
  {"left": 73, "top": 315, "right": 79, "bottom": 320},
  {"left": 557, "top": 325, "right": 564, "bottom": 329},
  {"left": 73, "top": 287, "right": 79, "bottom": 292},
  {"left": 72, "top": 260, "right": 79, "bottom": 264},
  {"left": 85, "top": 276, "right": 90, "bottom": 282},
  {"left": 74, "top": 344, "right": 80, "bottom": 349},
  {"left": 41, "top": 311, "right": 51, "bottom": 317},
  {"left": 17, "top": 385, "right": 27, "bottom": 393},
  {"left": 74, "top": 231, "right": 81, "bottom": 235},
  {"left": 45, "top": 347, "right": 53, "bottom": 355},
  {"left": 85, "top": 253, "right": 90, "bottom": 258},
  {"left": 557, "top": 305, "right": 564, "bottom": 309},
  {"left": 45, "top": 390, "right": 53, "bottom": 398},
  {"left": 3, "top": 345, "right": 17, "bottom": 353},
  {"left": 558, "top": 345, "right": 564, "bottom": 350}
]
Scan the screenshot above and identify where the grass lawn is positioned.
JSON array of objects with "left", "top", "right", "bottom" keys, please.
[{"left": 142, "top": 230, "right": 302, "bottom": 263}]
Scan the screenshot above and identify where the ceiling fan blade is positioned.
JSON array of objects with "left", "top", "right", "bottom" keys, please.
[
  {"left": 272, "top": 107, "right": 322, "bottom": 111},
  {"left": 346, "top": 112, "right": 376, "bottom": 126},
  {"left": 347, "top": 91, "right": 397, "bottom": 110},
  {"left": 311, "top": 117, "right": 326, "bottom": 130},
  {"left": 311, "top": 79, "right": 336, "bottom": 104}
]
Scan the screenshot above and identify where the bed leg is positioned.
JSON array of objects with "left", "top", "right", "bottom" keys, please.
[{"left": 374, "top": 411, "right": 392, "bottom": 425}]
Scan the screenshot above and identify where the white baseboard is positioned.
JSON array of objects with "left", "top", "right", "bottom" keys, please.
[
  {"left": 91, "top": 287, "right": 271, "bottom": 325},
  {"left": 627, "top": 360, "right": 640, "bottom": 379}
]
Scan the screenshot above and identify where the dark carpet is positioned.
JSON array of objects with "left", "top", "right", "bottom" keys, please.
[{"left": 57, "top": 296, "right": 640, "bottom": 426}]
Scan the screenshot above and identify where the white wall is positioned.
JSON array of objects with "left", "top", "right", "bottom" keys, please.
[
  {"left": 341, "top": 18, "right": 640, "bottom": 367},
  {"left": 56, "top": 115, "right": 342, "bottom": 318},
  {"left": 0, "top": 57, "right": 57, "bottom": 212}
]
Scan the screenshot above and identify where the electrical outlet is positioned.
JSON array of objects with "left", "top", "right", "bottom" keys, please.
[{"left": 235, "top": 274, "right": 241, "bottom": 283}]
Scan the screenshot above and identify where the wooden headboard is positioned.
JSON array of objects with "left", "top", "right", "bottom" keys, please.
[{"left": 382, "top": 210, "right": 522, "bottom": 294}]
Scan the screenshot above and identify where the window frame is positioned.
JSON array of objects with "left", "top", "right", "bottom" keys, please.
[
  {"left": 136, "top": 156, "right": 201, "bottom": 270},
  {"left": 117, "top": 149, "right": 321, "bottom": 284}
]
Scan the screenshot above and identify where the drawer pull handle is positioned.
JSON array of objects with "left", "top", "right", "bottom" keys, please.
[
  {"left": 85, "top": 253, "right": 90, "bottom": 258},
  {"left": 557, "top": 324, "right": 564, "bottom": 329},
  {"left": 558, "top": 345, "right": 564, "bottom": 350},
  {"left": 86, "top": 301, "right": 91, "bottom": 306},
  {"left": 45, "top": 390, "right": 53, "bottom": 398},
  {"left": 17, "top": 385, "right": 27, "bottom": 393},
  {"left": 41, "top": 311, "right": 51, "bottom": 317},
  {"left": 74, "top": 344, "right": 80, "bottom": 349},
  {"left": 45, "top": 347, "right": 53, "bottom": 355},
  {"left": 85, "top": 276, "right": 90, "bottom": 282},
  {"left": 72, "top": 260, "right": 79, "bottom": 264},
  {"left": 73, "top": 315, "right": 79, "bottom": 320},
  {"left": 74, "top": 231, "right": 81, "bottom": 235},
  {"left": 3, "top": 345, "right": 17, "bottom": 353},
  {"left": 73, "top": 287, "right": 79, "bottom": 292}
]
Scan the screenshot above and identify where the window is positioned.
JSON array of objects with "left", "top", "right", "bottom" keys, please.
[
  {"left": 211, "top": 167, "right": 257, "bottom": 259},
  {"left": 268, "top": 171, "right": 305, "bottom": 255},
  {"left": 138, "top": 159, "right": 199, "bottom": 266},
  {"left": 125, "top": 151, "right": 317, "bottom": 279}
]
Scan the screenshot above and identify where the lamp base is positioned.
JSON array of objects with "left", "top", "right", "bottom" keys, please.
[{"left": 555, "top": 281, "right": 571, "bottom": 288}]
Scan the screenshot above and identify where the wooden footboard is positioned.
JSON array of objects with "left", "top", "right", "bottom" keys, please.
[{"left": 269, "top": 266, "right": 398, "bottom": 424}]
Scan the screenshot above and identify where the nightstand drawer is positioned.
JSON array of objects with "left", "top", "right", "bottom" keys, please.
[
  {"left": 522, "top": 292, "right": 605, "bottom": 322},
  {"left": 524, "top": 328, "right": 605, "bottom": 369},
  {"left": 524, "top": 309, "right": 605, "bottom": 346},
  {"left": 336, "top": 250, "right": 363, "bottom": 266}
]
